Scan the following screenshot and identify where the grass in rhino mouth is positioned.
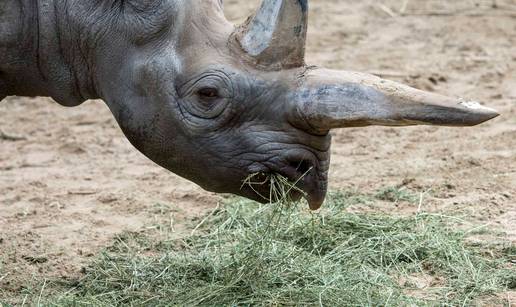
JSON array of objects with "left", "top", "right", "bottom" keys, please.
[
  {"left": 242, "top": 172, "right": 307, "bottom": 203},
  {"left": 8, "top": 176, "right": 515, "bottom": 306}
]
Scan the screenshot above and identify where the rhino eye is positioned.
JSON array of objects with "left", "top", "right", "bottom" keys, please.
[
  {"left": 197, "top": 87, "right": 219, "bottom": 100},
  {"left": 178, "top": 71, "right": 234, "bottom": 121}
]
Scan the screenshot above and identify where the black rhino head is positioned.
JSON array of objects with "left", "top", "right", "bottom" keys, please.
[{"left": 94, "top": 0, "right": 498, "bottom": 209}]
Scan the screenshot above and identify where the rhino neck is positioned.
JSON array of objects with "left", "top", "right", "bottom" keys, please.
[
  {"left": 0, "top": 0, "right": 42, "bottom": 99},
  {"left": 0, "top": 0, "right": 100, "bottom": 105}
]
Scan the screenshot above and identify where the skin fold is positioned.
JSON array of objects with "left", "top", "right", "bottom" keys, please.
[{"left": 0, "top": 0, "right": 499, "bottom": 209}]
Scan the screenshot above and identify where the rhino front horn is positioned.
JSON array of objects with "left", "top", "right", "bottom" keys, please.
[
  {"left": 236, "top": 0, "right": 308, "bottom": 70},
  {"left": 292, "top": 69, "right": 500, "bottom": 133}
]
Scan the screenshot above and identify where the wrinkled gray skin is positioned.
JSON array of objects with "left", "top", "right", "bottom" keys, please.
[{"left": 0, "top": 0, "right": 499, "bottom": 209}]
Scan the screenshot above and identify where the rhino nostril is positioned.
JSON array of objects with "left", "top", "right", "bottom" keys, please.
[{"left": 288, "top": 159, "right": 313, "bottom": 176}]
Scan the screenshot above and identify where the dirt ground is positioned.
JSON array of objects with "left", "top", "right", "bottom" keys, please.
[{"left": 1, "top": 0, "right": 515, "bottom": 302}]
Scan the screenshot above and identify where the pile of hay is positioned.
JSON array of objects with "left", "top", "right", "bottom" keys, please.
[{"left": 46, "top": 175, "right": 514, "bottom": 306}]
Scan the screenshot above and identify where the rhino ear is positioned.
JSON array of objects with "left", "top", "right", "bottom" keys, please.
[{"left": 236, "top": 0, "right": 308, "bottom": 70}]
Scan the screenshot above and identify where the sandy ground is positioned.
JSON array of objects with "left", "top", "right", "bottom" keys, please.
[{"left": 1, "top": 0, "right": 515, "bottom": 301}]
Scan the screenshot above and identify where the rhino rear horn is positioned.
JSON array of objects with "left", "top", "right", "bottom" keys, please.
[{"left": 236, "top": 0, "right": 308, "bottom": 70}]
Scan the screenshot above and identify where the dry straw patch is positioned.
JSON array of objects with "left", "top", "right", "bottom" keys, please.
[{"left": 6, "top": 175, "right": 515, "bottom": 306}]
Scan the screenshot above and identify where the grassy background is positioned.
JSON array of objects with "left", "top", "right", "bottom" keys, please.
[{"left": 4, "top": 187, "right": 514, "bottom": 306}]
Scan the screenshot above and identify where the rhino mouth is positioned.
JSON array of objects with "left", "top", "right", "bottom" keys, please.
[{"left": 240, "top": 150, "right": 329, "bottom": 210}]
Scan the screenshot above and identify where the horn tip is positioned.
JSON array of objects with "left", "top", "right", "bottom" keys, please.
[{"left": 459, "top": 100, "right": 500, "bottom": 125}]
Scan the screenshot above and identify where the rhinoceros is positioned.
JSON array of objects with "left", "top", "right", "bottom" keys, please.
[{"left": 0, "top": 0, "right": 499, "bottom": 209}]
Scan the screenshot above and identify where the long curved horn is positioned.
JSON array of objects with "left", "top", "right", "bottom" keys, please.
[
  {"left": 236, "top": 0, "right": 308, "bottom": 69},
  {"left": 291, "top": 69, "right": 499, "bottom": 134}
]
